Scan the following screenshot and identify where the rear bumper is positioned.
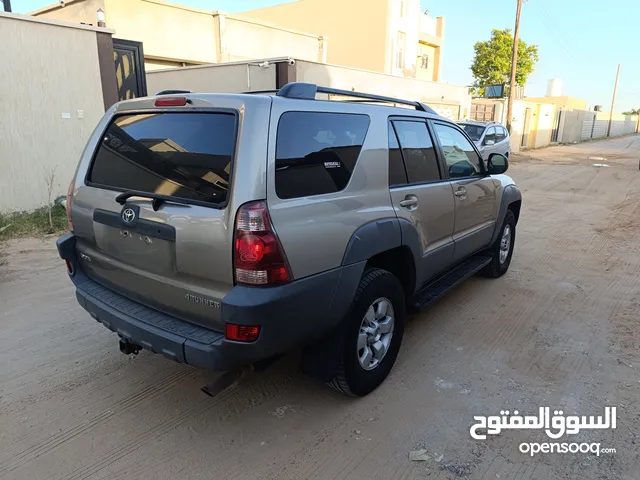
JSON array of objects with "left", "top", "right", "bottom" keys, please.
[{"left": 57, "top": 233, "right": 363, "bottom": 371}]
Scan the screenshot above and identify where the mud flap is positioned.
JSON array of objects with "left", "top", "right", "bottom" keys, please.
[{"left": 301, "top": 320, "right": 349, "bottom": 383}]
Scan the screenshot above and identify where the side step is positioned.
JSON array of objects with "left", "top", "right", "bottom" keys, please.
[{"left": 412, "top": 255, "right": 492, "bottom": 308}]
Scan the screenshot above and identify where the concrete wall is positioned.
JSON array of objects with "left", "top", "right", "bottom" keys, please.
[
  {"left": 221, "top": 16, "right": 325, "bottom": 63},
  {"left": 241, "top": 0, "right": 389, "bottom": 74},
  {"left": 559, "top": 110, "right": 637, "bottom": 143},
  {"left": 30, "top": 0, "right": 105, "bottom": 24},
  {"left": 148, "top": 57, "right": 471, "bottom": 120},
  {"left": 0, "top": 13, "right": 109, "bottom": 213},
  {"left": 524, "top": 95, "right": 587, "bottom": 111},
  {"left": 105, "top": 0, "right": 219, "bottom": 64},
  {"left": 295, "top": 60, "right": 470, "bottom": 120},
  {"left": 146, "top": 61, "right": 276, "bottom": 95},
  {"left": 556, "top": 109, "right": 590, "bottom": 144}
]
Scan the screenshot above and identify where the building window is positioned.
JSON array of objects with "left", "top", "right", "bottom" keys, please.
[
  {"left": 396, "top": 31, "right": 406, "bottom": 69},
  {"left": 420, "top": 54, "right": 429, "bottom": 69},
  {"left": 399, "top": 0, "right": 406, "bottom": 17}
]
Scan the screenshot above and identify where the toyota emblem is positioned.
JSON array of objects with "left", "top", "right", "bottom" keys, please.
[{"left": 122, "top": 208, "right": 136, "bottom": 224}]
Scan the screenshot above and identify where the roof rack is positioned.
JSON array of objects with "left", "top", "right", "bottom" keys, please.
[{"left": 274, "top": 82, "right": 437, "bottom": 114}]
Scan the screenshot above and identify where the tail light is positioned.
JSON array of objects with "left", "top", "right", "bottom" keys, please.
[
  {"left": 155, "top": 96, "right": 187, "bottom": 107},
  {"left": 66, "top": 180, "right": 74, "bottom": 232},
  {"left": 225, "top": 324, "right": 260, "bottom": 342},
  {"left": 233, "top": 201, "right": 291, "bottom": 286}
]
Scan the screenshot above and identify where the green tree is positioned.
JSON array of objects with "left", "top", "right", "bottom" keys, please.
[
  {"left": 622, "top": 108, "right": 639, "bottom": 116},
  {"left": 471, "top": 28, "right": 539, "bottom": 97}
]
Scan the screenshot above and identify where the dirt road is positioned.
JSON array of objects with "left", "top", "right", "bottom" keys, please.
[{"left": 2, "top": 136, "right": 640, "bottom": 480}]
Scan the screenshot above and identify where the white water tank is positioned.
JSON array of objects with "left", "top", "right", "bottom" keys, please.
[{"left": 546, "top": 78, "right": 563, "bottom": 97}]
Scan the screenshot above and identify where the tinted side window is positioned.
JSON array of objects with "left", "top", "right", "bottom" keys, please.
[
  {"left": 433, "top": 123, "right": 482, "bottom": 178},
  {"left": 392, "top": 120, "right": 441, "bottom": 183},
  {"left": 496, "top": 127, "right": 506, "bottom": 142},
  {"left": 388, "top": 123, "right": 408, "bottom": 186},
  {"left": 484, "top": 126, "right": 496, "bottom": 144},
  {"left": 275, "top": 112, "right": 370, "bottom": 199}
]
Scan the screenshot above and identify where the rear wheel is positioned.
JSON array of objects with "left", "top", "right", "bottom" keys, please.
[
  {"left": 483, "top": 210, "right": 516, "bottom": 278},
  {"left": 328, "top": 269, "right": 405, "bottom": 396}
]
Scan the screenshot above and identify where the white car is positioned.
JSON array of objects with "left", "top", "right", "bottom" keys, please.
[{"left": 458, "top": 121, "right": 510, "bottom": 160}]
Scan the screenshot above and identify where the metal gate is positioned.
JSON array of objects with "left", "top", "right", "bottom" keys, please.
[
  {"left": 550, "top": 110, "right": 562, "bottom": 142},
  {"left": 113, "top": 38, "right": 147, "bottom": 100}
]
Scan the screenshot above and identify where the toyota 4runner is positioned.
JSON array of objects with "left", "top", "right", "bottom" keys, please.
[{"left": 57, "top": 83, "right": 522, "bottom": 396}]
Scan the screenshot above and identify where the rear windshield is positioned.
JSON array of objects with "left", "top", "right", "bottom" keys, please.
[
  {"left": 460, "top": 124, "right": 485, "bottom": 141},
  {"left": 88, "top": 112, "right": 236, "bottom": 206}
]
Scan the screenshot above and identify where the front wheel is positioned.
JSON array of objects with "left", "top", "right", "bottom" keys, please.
[
  {"left": 328, "top": 269, "right": 405, "bottom": 396},
  {"left": 483, "top": 210, "right": 516, "bottom": 278}
]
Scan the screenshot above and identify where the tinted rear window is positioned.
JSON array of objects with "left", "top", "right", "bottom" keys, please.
[
  {"left": 275, "top": 112, "right": 370, "bottom": 199},
  {"left": 88, "top": 112, "right": 236, "bottom": 206}
]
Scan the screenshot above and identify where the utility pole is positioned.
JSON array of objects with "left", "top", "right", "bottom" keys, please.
[
  {"left": 506, "top": 0, "right": 523, "bottom": 135},
  {"left": 2, "top": 0, "right": 12, "bottom": 12},
  {"left": 607, "top": 64, "right": 621, "bottom": 137}
]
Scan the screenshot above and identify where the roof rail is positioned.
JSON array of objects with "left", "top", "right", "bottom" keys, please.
[
  {"left": 275, "top": 82, "right": 437, "bottom": 114},
  {"left": 156, "top": 89, "right": 191, "bottom": 95}
]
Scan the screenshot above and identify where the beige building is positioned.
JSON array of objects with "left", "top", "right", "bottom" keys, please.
[
  {"left": 33, "top": 0, "right": 444, "bottom": 82},
  {"left": 242, "top": 0, "right": 445, "bottom": 81},
  {"left": 32, "top": 0, "right": 328, "bottom": 70}
]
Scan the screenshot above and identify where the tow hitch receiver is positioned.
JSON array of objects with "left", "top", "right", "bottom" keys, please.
[{"left": 119, "top": 338, "right": 141, "bottom": 355}]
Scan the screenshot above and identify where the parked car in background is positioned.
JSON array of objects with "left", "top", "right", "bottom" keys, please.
[{"left": 458, "top": 121, "right": 510, "bottom": 160}]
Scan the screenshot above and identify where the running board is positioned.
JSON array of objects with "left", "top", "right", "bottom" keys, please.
[{"left": 412, "top": 255, "right": 492, "bottom": 308}]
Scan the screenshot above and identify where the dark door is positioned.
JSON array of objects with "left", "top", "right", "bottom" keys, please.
[
  {"left": 550, "top": 110, "right": 562, "bottom": 142},
  {"left": 113, "top": 38, "right": 147, "bottom": 100},
  {"left": 521, "top": 108, "right": 531, "bottom": 147}
]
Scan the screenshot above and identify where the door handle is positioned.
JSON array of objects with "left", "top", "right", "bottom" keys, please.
[
  {"left": 454, "top": 188, "right": 467, "bottom": 197},
  {"left": 399, "top": 196, "right": 418, "bottom": 208}
]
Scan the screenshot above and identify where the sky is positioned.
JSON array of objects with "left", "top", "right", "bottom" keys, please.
[{"left": 14, "top": 0, "right": 640, "bottom": 112}]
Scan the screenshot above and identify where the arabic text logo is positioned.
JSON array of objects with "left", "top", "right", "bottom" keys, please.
[{"left": 470, "top": 406, "right": 616, "bottom": 440}]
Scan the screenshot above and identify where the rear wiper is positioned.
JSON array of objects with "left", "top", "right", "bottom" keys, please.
[{"left": 115, "top": 190, "right": 191, "bottom": 211}]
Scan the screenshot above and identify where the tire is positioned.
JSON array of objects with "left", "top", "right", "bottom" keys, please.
[
  {"left": 483, "top": 209, "right": 516, "bottom": 278},
  {"left": 328, "top": 268, "right": 405, "bottom": 396}
]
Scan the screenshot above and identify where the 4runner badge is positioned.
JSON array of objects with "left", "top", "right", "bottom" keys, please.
[{"left": 185, "top": 293, "right": 220, "bottom": 309}]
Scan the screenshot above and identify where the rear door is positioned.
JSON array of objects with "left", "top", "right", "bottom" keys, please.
[
  {"left": 388, "top": 118, "right": 456, "bottom": 285},
  {"left": 482, "top": 126, "right": 497, "bottom": 159},
  {"left": 495, "top": 126, "right": 510, "bottom": 156},
  {"left": 71, "top": 96, "right": 271, "bottom": 331},
  {"left": 430, "top": 121, "right": 498, "bottom": 263}
]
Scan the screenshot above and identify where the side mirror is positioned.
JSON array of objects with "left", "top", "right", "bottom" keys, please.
[
  {"left": 487, "top": 153, "right": 509, "bottom": 175},
  {"left": 484, "top": 139, "right": 495, "bottom": 146}
]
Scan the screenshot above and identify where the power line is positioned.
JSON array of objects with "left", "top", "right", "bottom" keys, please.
[{"left": 530, "top": 1, "right": 581, "bottom": 66}]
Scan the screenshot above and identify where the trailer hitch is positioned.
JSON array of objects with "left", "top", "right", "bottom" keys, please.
[{"left": 119, "top": 338, "right": 141, "bottom": 355}]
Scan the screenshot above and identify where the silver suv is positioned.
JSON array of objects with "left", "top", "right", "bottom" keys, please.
[
  {"left": 57, "top": 83, "right": 522, "bottom": 396},
  {"left": 458, "top": 121, "right": 511, "bottom": 160}
]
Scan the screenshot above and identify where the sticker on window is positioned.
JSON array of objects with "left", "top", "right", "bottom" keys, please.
[{"left": 324, "top": 161, "right": 341, "bottom": 169}]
